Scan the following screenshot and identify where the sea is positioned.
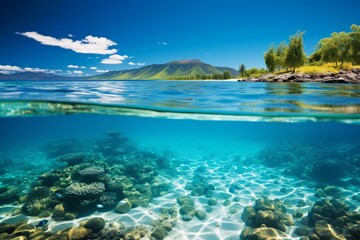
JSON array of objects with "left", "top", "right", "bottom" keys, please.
[{"left": 0, "top": 80, "right": 359, "bottom": 240}]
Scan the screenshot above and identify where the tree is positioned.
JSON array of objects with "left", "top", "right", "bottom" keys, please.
[
  {"left": 318, "top": 37, "right": 339, "bottom": 65},
  {"left": 317, "top": 32, "right": 351, "bottom": 67},
  {"left": 239, "top": 64, "right": 246, "bottom": 77},
  {"left": 223, "top": 71, "right": 231, "bottom": 79},
  {"left": 285, "top": 32, "right": 306, "bottom": 73},
  {"left": 264, "top": 46, "right": 277, "bottom": 72},
  {"left": 275, "top": 41, "right": 288, "bottom": 70},
  {"left": 350, "top": 24, "right": 360, "bottom": 65}
]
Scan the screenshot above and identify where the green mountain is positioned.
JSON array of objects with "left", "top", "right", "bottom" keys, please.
[{"left": 88, "top": 59, "right": 238, "bottom": 80}]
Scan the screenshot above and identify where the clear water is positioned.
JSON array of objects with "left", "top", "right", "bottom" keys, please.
[{"left": 0, "top": 80, "right": 359, "bottom": 240}]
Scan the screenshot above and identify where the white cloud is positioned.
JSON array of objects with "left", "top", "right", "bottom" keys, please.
[
  {"left": 68, "top": 34, "right": 73, "bottom": 38},
  {"left": 0, "top": 64, "right": 55, "bottom": 73},
  {"left": 101, "top": 54, "right": 128, "bottom": 64},
  {"left": 158, "top": 42, "right": 167, "bottom": 45},
  {"left": 80, "top": 66, "right": 86, "bottom": 69},
  {"left": 17, "top": 32, "right": 118, "bottom": 55},
  {"left": 128, "top": 61, "right": 145, "bottom": 66},
  {"left": 90, "top": 67, "right": 97, "bottom": 70},
  {"left": 67, "top": 64, "right": 79, "bottom": 68},
  {"left": 73, "top": 70, "right": 83, "bottom": 74},
  {"left": 0, "top": 71, "right": 10, "bottom": 74},
  {"left": 96, "top": 69, "right": 109, "bottom": 73},
  {"left": 0, "top": 65, "right": 23, "bottom": 71},
  {"left": 23, "top": 67, "right": 46, "bottom": 72}
]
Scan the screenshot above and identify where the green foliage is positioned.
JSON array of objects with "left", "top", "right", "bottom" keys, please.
[
  {"left": 285, "top": 32, "right": 306, "bottom": 73},
  {"left": 239, "top": 64, "right": 246, "bottom": 77},
  {"left": 223, "top": 70, "right": 231, "bottom": 79},
  {"left": 168, "top": 71, "right": 233, "bottom": 80},
  {"left": 275, "top": 41, "right": 288, "bottom": 70},
  {"left": 312, "top": 24, "right": 359, "bottom": 66},
  {"left": 245, "top": 68, "right": 267, "bottom": 77},
  {"left": 264, "top": 46, "right": 277, "bottom": 72},
  {"left": 350, "top": 24, "right": 360, "bottom": 64}
]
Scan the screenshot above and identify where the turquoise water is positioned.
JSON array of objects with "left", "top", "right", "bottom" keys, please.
[{"left": 0, "top": 80, "right": 359, "bottom": 240}]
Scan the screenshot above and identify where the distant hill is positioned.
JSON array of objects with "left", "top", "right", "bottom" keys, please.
[
  {"left": 88, "top": 59, "right": 238, "bottom": 80},
  {"left": 0, "top": 72, "right": 81, "bottom": 80}
]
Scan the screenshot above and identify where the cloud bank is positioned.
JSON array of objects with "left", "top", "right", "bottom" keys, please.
[
  {"left": 0, "top": 64, "right": 61, "bottom": 74},
  {"left": 17, "top": 32, "right": 118, "bottom": 54}
]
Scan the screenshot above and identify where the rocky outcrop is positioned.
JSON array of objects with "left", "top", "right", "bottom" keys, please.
[{"left": 238, "top": 69, "right": 360, "bottom": 83}]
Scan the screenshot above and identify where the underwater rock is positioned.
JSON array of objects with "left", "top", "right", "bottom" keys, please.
[
  {"left": 207, "top": 198, "right": 217, "bottom": 206},
  {"left": 181, "top": 214, "right": 192, "bottom": 221},
  {"left": 63, "top": 212, "right": 77, "bottom": 220},
  {"left": 195, "top": 210, "right": 207, "bottom": 220},
  {"left": 67, "top": 226, "right": 91, "bottom": 240},
  {"left": 0, "top": 186, "right": 22, "bottom": 204},
  {"left": 295, "top": 226, "right": 311, "bottom": 236},
  {"left": 255, "top": 210, "right": 285, "bottom": 232},
  {"left": 176, "top": 196, "right": 194, "bottom": 206},
  {"left": 46, "top": 234, "right": 69, "bottom": 240},
  {"left": 151, "top": 227, "right": 168, "bottom": 240},
  {"left": 314, "top": 220, "right": 346, "bottom": 240},
  {"left": 122, "top": 226, "right": 148, "bottom": 240},
  {"left": 115, "top": 200, "right": 132, "bottom": 213},
  {"left": 180, "top": 205, "right": 196, "bottom": 217},
  {"left": 191, "top": 186, "right": 206, "bottom": 196},
  {"left": 305, "top": 198, "right": 360, "bottom": 239},
  {"left": 52, "top": 204, "right": 65, "bottom": 218},
  {"left": 241, "top": 198, "right": 293, "bottom": 232},
  {"left": 0, "top": 223, "right": 17, "bottom": 234},
  {"left": 223, "top": 199, "right": 231, "bottom": 206},
  {"left": 240, "top": 226, "right": 288, "bottom": 240},
  {"left": 83, "top": 217, "right": 105, "bottom": 233},
  {"left": 58, "top": 153, "right": 91, "bottom": 166}
]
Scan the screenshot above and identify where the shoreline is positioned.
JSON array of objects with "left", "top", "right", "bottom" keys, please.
[{"left": 237, "top": 68, "right": 360, "bottom": 84}]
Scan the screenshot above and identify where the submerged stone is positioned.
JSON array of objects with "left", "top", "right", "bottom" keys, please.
[
  {"left": 83, "top": 217, "right": 105, "bottom": 233},
  {"left": 195, "top": 210, "right": 207, "bottom": 220},
  {"left": 115, "top": 200, "right": 132, "bottom": 213}
]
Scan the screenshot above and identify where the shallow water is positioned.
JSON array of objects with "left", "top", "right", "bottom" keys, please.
[{"left": 0, "top": 80, "right": 359, "bottom": 240}]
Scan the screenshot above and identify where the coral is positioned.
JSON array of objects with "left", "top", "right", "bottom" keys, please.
[
  {"left": 64, "top": 182, "right": 105, "bottom": 198},
  {"left": 22, "top": 186, "right": 52, "bottom": 216},
  {"left": 78, "top": 166, "right": 105, "bottom": 182}
]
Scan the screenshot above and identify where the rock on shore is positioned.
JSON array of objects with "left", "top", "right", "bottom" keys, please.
[{"left": 238, "top": 68, "right": 360, "bottom": 83}]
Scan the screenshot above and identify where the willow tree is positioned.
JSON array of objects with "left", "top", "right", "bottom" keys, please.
[
  {"left": 285, "top": 32, "right": 306, "bottom": 73},
  {"left": 317, "top": 32, "right": 351, "bottom": 67},
  {"left": 264, "top": 46, "right": 276, "bottom": 72},
  {"left": 275, "top": 41, "right": 288, "bottom": 70},
  {"left": 318, "top": 37, "right": 339, "bottom": 65},
  {"left": 350, "top": 24, "right": 360, "bottom": 65}
]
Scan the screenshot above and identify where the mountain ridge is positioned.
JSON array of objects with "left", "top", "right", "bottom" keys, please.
[{"left": 88, "top": 60, "right": 238, "bottom": 80}]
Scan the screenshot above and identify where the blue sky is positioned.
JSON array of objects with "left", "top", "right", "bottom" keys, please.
[{"left": 0, "top": 0, "right": 359, "bottom": 76}]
